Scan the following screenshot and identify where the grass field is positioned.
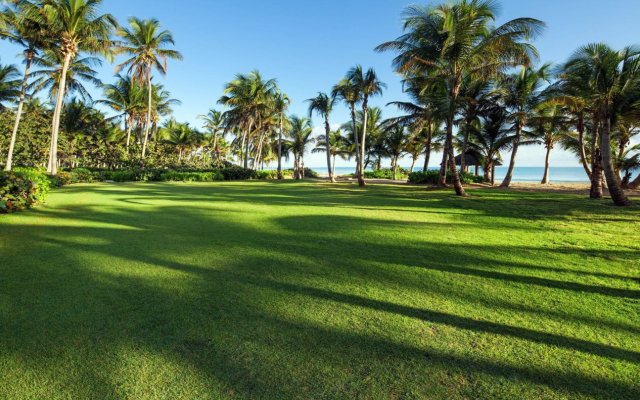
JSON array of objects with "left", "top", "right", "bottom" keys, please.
[{"left": 1, "top": 181, "right": 639, "bottom": 399}]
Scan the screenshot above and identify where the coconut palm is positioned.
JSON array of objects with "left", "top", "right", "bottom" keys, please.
[
  {"left": 332, "top": 78, "right": 362, "bottom": 182},
  {"left": 97, "top": 74, "right": 145, "bottom": 148},
  {"left": 383, "top": 125, "right": 408, "bottom": 180},
  {"left": 499, "top": 64, "right": 550, "bottom": 187},
  {"left": 29, "top": 50, "right": 101, "bottom": 102},
  {"left": 619, "top": 145, "right": 640, "bottom": 188},
  {"left": 200, "top": 109, "right": 225, "bottom": 164},
  {"left": 313, "top": 129, "right": 352, "bottom": 178},
  {"left": 2, "top": 4, "right": 52, "bottom": 171},
  {"left": 562, "top": 44, "right": 640, "bottom": 206},
  {"left": 307, "top": 92, "right": 336, "bottom": 182},
  {"left": 115, "top": 17, "right": 182, "bottom": 159},
  {"left": 286, "top": 115, "right": 313, "bottom": 179},
  {"left": 377, "top": 0, "right": 544, "bottom": 196},
  {"left": 468, "top": 106, "right": 515, "bottom": 184},
  {"left": 274, "top": 91, "right": 290, "bottom": 179},
  {"left": 25, "top": 0, "right": 117, "bottom": 175},
  {"left": 218, "top": 71, "right": 277, "bottom": 168},
  {"left": 346, "top": 66, "right": 385, "bottom": 186},
  {"left": 530, "top": 104, "right": 570, "bottom": 183},
  {"left": 0, "top": 61, "right": 21, "bottom": 108}
]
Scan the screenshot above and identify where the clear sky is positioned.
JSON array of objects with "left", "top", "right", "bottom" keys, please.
[{"left": 2, "top": 0, "right": 640, "bottom": 168}]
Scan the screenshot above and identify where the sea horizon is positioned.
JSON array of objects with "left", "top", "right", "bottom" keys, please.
[{"left": 290, "top": 166, "right": 592, "bottom": 183}]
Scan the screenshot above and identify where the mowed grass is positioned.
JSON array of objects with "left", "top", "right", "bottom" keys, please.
[{"left": 0, "top": 181, "right": 639, "bottom": 400}]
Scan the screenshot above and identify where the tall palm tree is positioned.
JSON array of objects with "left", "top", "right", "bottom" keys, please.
[
  {"left": 2, "top": 4, "right": 51, "bottom": 171},
  {"left": 347, "top": 65, "right": 385, "bottom": 186},
  {"left": 218, "top": 71, "right": 277, "bottom": 169},
  {"left": 499, "top": 64, "right": 550, "bottom": 187},
  {"left": 0, "top": 61, "right": 21, "bottom": 108},
  {"left": 274, "top": 91, "right": 290, "bottom": 179},
  {"left": 377, "top": 0, "right": 544, "bottom": 196},
  {"left": 562, "top": 44, "right": 640, "bottom": 206},
  {"left": 26, "top": 0, "right": 117, "bottom": 175},
  {"left": 115, "top": 17, "right": 182, "bottom": 159},
  {"left": 332, "top": 78, "right": 362, "bottom": 183},
  {"left": 307, "top": 92, "right": 336, "bottom": 182}
]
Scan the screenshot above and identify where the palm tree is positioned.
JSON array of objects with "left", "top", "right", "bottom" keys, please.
[
  {"left": 468, "top": 106, "right": 515, "bottom": 184},
  {"left": 159, "top": 119, "right": 197, "bottom": 162},
  {"left": 2, "top": 4, "right": 51, "bottom": 171},
  {"left": 403, "top": 133, "right": 425, "bottom": 173},
  {"left": 274, "top": 91, "right": 290, "bottom": 179},
  {"left": 26, "top": 0, "right": 117, "bottom": 175},
  {"left": 286, "top": 115, "right": 313, "bottom": 179},
  {"left": 499, "top": 64, "right": 550, "bottom": 187},
  {"left": 200, "top": 109, "right": 225, "bottom": 164},
  {"left": 218, "top": 71, "right": 277, "bottom": 169},
  {"left": 116, "top": 17, "right": 182, "bottom": 159},
  {"left": 530, "top": 104, "right": 570, "bottom": 184},
  {"left": 347, "top": 66, "right": 385, "bottom": 186},
  {"left": 313, "top": 129, "right": 352, "bottom": 178},
  {"left": 29, "top": 50, "right": 102, "bottom": 102},
  {"left": 0, "top": 61, "right": 21, "bottom": 108},
  {"left": 383, "top": 125, "right": 407, "bottom": 180},
  {"left": 97, "top": 74, "right": 145, "bottom": 148},
  {"left": 307, "top": 92, "right": 336, "bottom": 182},
  {"left": 332, "top": 78, "right": 362, "bottom": 182},
  {"left": 377, "top": 0, "right": 544, "bottom": 196},
  {"left": 562, "top": 44, "right": 640, "bottom": 206}
]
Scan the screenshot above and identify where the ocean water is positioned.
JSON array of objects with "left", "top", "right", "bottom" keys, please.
[{"left": 309, "top": 166, "right": 590, "bottom": 183}]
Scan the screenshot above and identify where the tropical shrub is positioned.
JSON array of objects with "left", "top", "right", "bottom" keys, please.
[
  {"left": 221, "top": 166, "right": 256, "bottom": 180},
  {"left": 408, "top": 170, "right": 485, "bottom": 184},
  {"left": 161, "top": 171, "right": 224, "bottom": 182},
  {"left": 364, "top": 168, "right": 409, "bottom": 180},
  {"left": 0, "top": 170, "right": 50, "bottom": 213},
  {"left": 69, "top": 168, "right": 96, "bottom": 183}
]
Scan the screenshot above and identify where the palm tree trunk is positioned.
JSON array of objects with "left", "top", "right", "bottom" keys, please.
[
  {"left": 601, "top": 116, "right": 630, "bottom": 206},
  {"left": 244, "top": 120, "right": 253, "bottom": 169},
  {"left": 125, "top": 116, "right": 133, "bottom": 149},
  {"left": 590, "top": 121, "right": 603, "bottom": 199},
  {"left": 350, "top": 104, "right": 361, "bottom": 183},
  {"left": 576, "top": 118, "right": 592, "bottom": 179},
  {"left": 460, "top": 121, "right": 470, "bottom": 173},
  {"left": 324, "top": 118, "right": 334, "bottom": 183},
  {"left": 541, "top": 145, "right": 552, "bottom": 184},
  {"left": 446, "top": 116, "right": 465, "bottom": 196},
  {"left": 501, "top": 124, "right": 521, "bottom": 188},
  {"left": 277, "top": 114, "right": 284, "bottom": 180},
  {"left": 48, "top": 52, "right": 72, "bottom": 175},
  {"left": 410, "top": 157, "right": 416, "bottom": 173},
  {"left": 438, "top": 141, "right": 448, "bottom": 186},
  {"left": 5, "top": 54, "right": 32, "bottom": 172},
  {"left": 332, "top": 154, "right": 337, "bottom": 177},
  {"left": 142, "top": 74, "right": 153, "bottom": 159},
  {"left": 423, "top": 124, "right": 432, "bottom": 172},
  {"left": 358, "top": 102, "right": 368, "bottom": 187}
]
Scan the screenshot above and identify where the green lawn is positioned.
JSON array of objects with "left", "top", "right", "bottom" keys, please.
[{"left": 1, "top": 181, "right": 638, "bottom": 399}]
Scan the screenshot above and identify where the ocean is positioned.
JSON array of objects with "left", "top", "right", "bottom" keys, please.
[{"left": 308, "top": 166, "right": 590, "bottom": 183}]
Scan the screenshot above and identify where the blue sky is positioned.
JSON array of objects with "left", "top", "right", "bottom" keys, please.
[{"left": 2, "top": 0, "right": 640, "bottom": 168}]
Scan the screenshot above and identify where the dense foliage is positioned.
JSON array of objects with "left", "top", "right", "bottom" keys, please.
[{"left": 0, "top": 168, "right": 49, "bottom": 213}]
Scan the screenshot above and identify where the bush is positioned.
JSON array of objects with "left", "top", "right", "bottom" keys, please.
[
  {"left": 408, "top": 170, "right": 485, "bottom": 185},
  {"left": 364, "top": 168, "right": 409, "bottom": 180},
  {"left": 161, "top": 170, "right": 224, "bottom": 182},
  {"left": 69, "top": 168, "right": 96, "bottom": 183},
  {"left": 1, "top": 170, "right": 50, "bottom": 213},
  {"left": 255, "top": 170, "right": 279, "bottom": 180},
  {"left": 286, "top": 168, "right": 319, "bottom": 179},
  {"left": 221, "top": 166, "right": 256, "bottom": 181}
]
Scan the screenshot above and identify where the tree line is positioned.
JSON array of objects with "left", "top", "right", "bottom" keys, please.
[{"left": 0, "top": 0, "right": 638, "bottom": 206}]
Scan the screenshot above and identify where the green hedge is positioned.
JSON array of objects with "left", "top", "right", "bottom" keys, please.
[
  {"left": 1, "top": 169, "right": 50, "bottom": 213},
  {"left": 408, "top": 170, "right": 485, "bottom": 185},
  {"left": 161, "top": 171, "right": 224, "bottom": 182},
  {"left": 364, "top": 168, "right": 409, "bottom": 180}
]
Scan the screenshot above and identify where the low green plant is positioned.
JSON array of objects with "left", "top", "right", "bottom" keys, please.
[
  {"left": 221, "top": 166, "right": 256, "bottom": 181},
  {"left": 161, "top": 171, "right": 224, "bottom": 182},
  {"left": 364, "top": 168, "right": 409, "bottom": 180},
  {"left": 0, "top": 169, "right": 50, "bottom": 213},
  {"left": 408, "top": 170, "right": 485, "bottom": 185}
]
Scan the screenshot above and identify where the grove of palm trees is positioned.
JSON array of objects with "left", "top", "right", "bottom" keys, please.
[{"left": 0, "top": 1, "right": 638, "bottom": 399}]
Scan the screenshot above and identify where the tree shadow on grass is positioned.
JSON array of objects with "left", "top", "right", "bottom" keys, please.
[{"left": 2, "top": 183, "right": 639, "bottom": 399}]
